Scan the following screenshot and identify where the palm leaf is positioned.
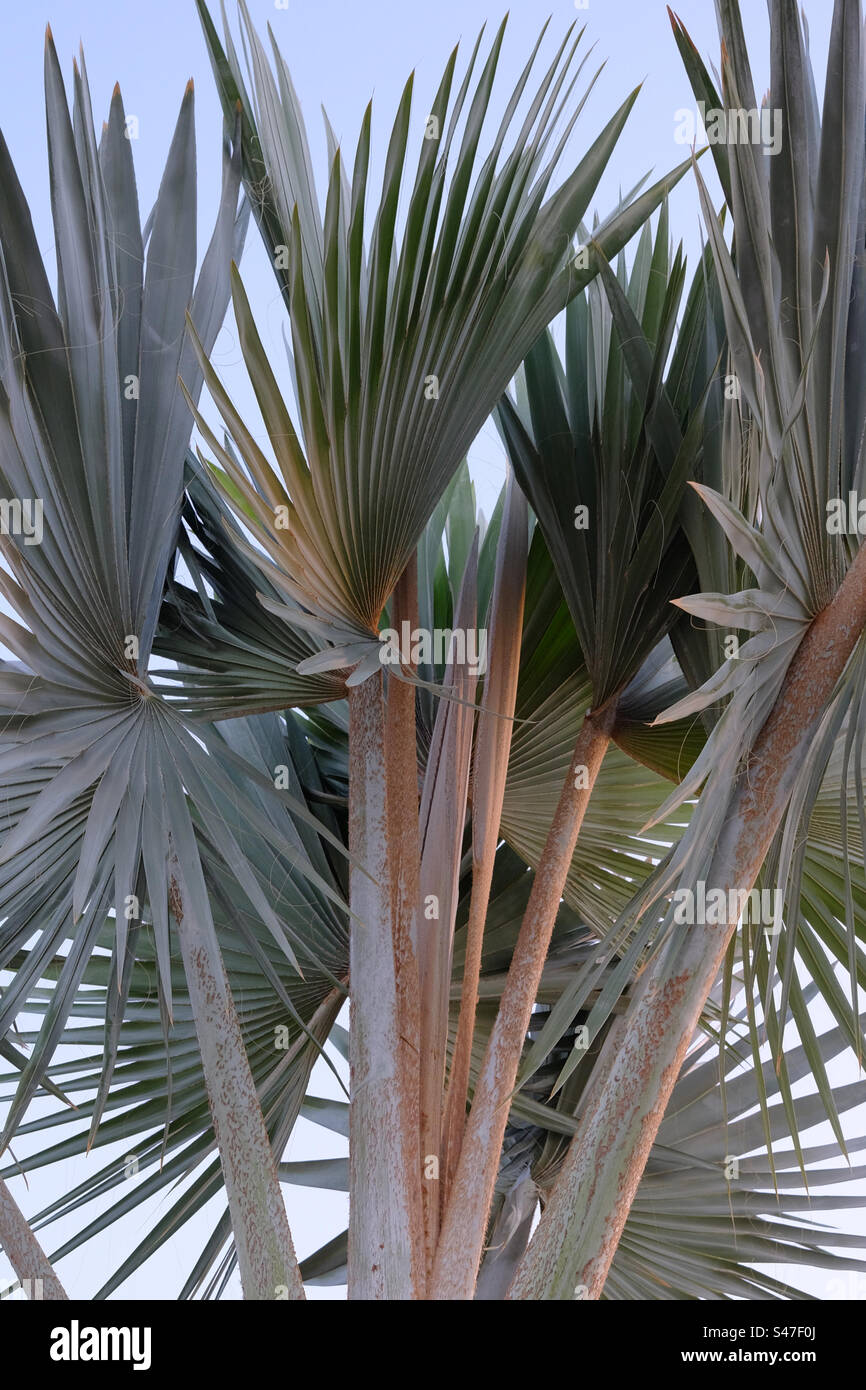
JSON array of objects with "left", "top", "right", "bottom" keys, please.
[{"left": 190, "top": 2, "right": 691, "bottom": 680}]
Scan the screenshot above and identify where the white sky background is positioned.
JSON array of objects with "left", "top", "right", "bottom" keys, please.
[{"left": 0, "top": 0, "right": 864, "bottom": 1300}]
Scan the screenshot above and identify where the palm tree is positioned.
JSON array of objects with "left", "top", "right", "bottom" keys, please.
[
  {"left": 0, "top": 29, "right": 323, "bottom": 1300},
  {"left": 3, "top": 0, "right": 866, "bottom": 1305},
  {"left": 510, "top": 0, "right": 866, "bottom": 1299},
  {"left": 430, "top": 208, "right": 716, "bottom": 1296},
  {"left": 190, "top": 1, "right": 690, "bottom": 1298},
  {"left": 7, "top": 457, "right": 866, "bottom": 1299}
]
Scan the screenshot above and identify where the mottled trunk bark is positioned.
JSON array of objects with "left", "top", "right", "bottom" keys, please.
[
  {"left": 172, "top": 866, "right": 304, "bottom": 1301},
  {"left": 509, "top": 543, "right": 866, "bottom": 1299},
  {"left": 431, "top": 705, "right": 616, "bottom": 1299},
  {"left": 348, "top": 673, "right": 419, "bottom": 1299},
  {"left": 385, "top": 561, "right": 426, "bottom": 1294},
  {"left": 0, "top": 1177, "right": 67, "bottom": 1299}
]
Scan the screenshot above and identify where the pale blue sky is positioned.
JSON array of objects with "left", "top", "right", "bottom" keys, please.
[{"left": 0, "top": 0, "right": 860, "bottom": 1302}]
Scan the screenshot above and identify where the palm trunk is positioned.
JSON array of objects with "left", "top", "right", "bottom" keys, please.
[
  {"left": 385, "top": 560, "right": 426, "bottom": 1294},
  {"left": 171, "top": 865, "right": 304, "bottom": 1301},
  {"left": 0, "top": 1177, "right": 67, "bottom": 1299},
  {"left": 431, "top": 703, "right": 616, "bottom": 1299},
  {"left": 509, "top": 543, "right": 866, "bottom": 1299},
  {"left": 348, "top": 671, "right": 419, "bottom": 1299}
]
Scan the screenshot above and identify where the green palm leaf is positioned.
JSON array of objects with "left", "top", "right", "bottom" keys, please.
[{"left": 190, "top": 2, "right": 691, "bottom": 680}]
